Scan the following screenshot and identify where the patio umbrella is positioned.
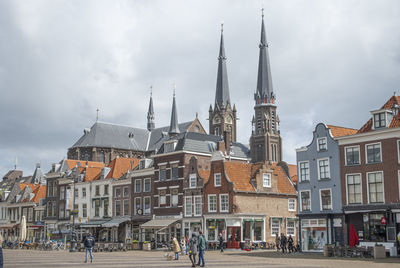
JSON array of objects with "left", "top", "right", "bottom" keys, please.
[
  {"left": 20, "top": 215, "right": 27, "bottom": 242},
  {"left": 349, "top": 224, "right": 359, "bottom": 247}
]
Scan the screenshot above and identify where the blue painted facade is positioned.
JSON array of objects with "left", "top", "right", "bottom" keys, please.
[{"left": 296, "top": 123, "right": 344, "bottom": 251}]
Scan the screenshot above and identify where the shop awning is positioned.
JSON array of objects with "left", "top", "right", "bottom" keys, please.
[
  {"left": 79, "top": 220, "right": 110, "bottom": 228},
  {"left": 0, "top": 223, "right": 18, "bottom": 229},
  {"left": 140, "top": 218, "right": 178, "bottom": 229},
  {"left": 102, "top": 217, "right": 130, "bottom": 228}
]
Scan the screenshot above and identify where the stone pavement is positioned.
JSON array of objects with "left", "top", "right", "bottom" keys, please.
[{"left": 4, "top": 249, "right": 400, "bottom": 268}]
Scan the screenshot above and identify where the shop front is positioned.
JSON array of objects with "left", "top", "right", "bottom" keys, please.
[
  {"left": 183, "top": 219, "right": 202, "bottom": 239},
  {"left": 101, "top": 216, "right": 131, "bottom": 242},
  {"left": 140, "top": 217, "right": 181, "bottom": 248},
  {"left": 300, "top": 218, "right": 328, "bottom": 252}
]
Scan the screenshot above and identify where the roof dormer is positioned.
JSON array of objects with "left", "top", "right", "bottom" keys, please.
[{"left": 371, "top": 109, "right": 393, "bottom": 130}]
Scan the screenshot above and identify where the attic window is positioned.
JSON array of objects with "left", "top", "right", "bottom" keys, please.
[
  {"left": 263, "top": 173, "right": 271, "bottom": 188},
  {"left": 164, "top": 141, "right": 177, "bottom": 153},
  {"left": 373, "top": 112, "right": 386, "bottom": 128}
]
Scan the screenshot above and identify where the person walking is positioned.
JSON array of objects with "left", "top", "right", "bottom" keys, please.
[
  {"left": 275, "top": 233, "right": 280, "bottom": 252},
  {"left": 197, "top": 231, "right": 206, "bottom": 267},
  {"left": 83, "top": 233, "right": 95, "bottom": 263},
  {"left": 188, "top": 233, "right": 198, "bottom": 267},
  {"left": 280, "top": 233, "right": 287, "bottom": 254},
  {"left": 287, "top": 235, "right": 294, "bottom": 253},
  {"left": 219, "top": 233, "right": 224, "bottom": 253},
  {"left": 180, "top": 236, "right": 186, "bottom": 256},
  {"left": 185, "top": 235, "right": 189, "bottom": 255},
  {"left": 172, "top": 236, "right": 181, "bottom": 260}
]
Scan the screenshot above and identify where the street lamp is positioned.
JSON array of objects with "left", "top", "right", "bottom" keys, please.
[{"left": 69, "top": 167, "right": 79, "bottom": 252}]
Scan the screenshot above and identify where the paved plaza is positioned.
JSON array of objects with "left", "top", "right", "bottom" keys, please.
[{"left": 3, "top": 249, "right": 400, "bottom": 268}]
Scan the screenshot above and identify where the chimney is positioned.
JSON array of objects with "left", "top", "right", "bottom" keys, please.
[
  {"left": 223, "top": 130, "right": 231, "bottom": 156},
  {"left": 217, "top": 141, "right": 225, "bottom": 155}
]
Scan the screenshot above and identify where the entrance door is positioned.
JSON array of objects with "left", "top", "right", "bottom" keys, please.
[{"left": 227, "top": 227, "right": 241, "bottom": 249}]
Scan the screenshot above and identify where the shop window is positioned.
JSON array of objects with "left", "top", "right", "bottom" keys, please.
[
  {"left": 345, "top": 146, "right": 360, "bottom": 166},
  {"left": 144, "top": 197, "right": 151, "bottom": 215},
  {"left": 300, "top": 219, "right": 327, "bottom": 251},
  {"left": 144, "top": 179, "right": 151, "bottom": 192},
  {"left": 115, "top": 200, "right": 121, "bottom": 216},
  {"left": 194, "top": 196, "right": 202, "bottom": 216},
  {"left": 286, "top": 220, "right": 295, "bottom": 236},
  {"left": 124, "top": 199, "right": 130, "bottom": 216},
  {"left": 159, "top": 167, "right": 167, "bottom": 181},
  {"left": 185, "top": 196, "right": 192, "bottom": 217},
  {"left": 318, "top": 158, "right": 330, "bottom": 180},
  {"left": 271, "top": 219, "right": 281, "bottom": 236},
  {"left": 299, "top": 161, "right": 310, "bottom": 182},
  {"left": 367, "top": 172, "right": 384, "bottom": 203},
  {"left": 317, "top": 137, "right": 327, "bottom": 151},
  {"left": 254, "top": 221, "right": 263, "bottom": 241},
  {"left": 366, "top": 143, "right": 381, "bottom": 164},
  {"left": 171, "top": 165, "right": 179, "bottom": 180},
  {"left": 288, "top": 199, "right": 296, "bottom": 211},
  {"left": 300, "top": 191, "right": 311, "bottom": 211},
  {"left": 207, "top": 220, "right": 216, "bottom": 241},
  {"left": 189, "top": 174, "right": 197, "bottom": 188},
  {"left": 243, "top": 221, "right": 252, "bottom": 240},
  {"left": 320, "top": 189, "right": 332, "bottom": 210},
  {"left": 263, "top": 173, "right": 271, "bottom": 187},
  {"left": 365, "top": 213, "right": 386, "bottom": 242},
  {"left": 208, "top": 195, "right": 217, "bottom": 212},
  {"left": 347, "top": 174, "right": 362, "bottom": 204}
]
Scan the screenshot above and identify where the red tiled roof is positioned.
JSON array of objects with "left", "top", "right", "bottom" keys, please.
[
  {"left": 65, "top": 159, "right": 105, "bottom": 170},
  {"left": 287, "top": 164, "right": 297, "bottom": 184},
  {"left": 31, "top": 185, "right": 46, "bottom": 204},
  {"left": 224, "top": 162, "right": 255, "bottom": 192},
  {"left": 106, "top": 158, "right": 139, "bottom": 179},
  {"left": 272, "top": 163, "right": 297, "bottom": 195},
  {"left": 359, "top": 95, "right": 400, "bottom": 133},
  {"left": 327, "top": 125, "right": 358, "bottom": 137},
  {"left": 198, "top": 169, "right": 211, "bottom": 183},
  {"left": 83, "top": 167, "right": 103, "bottom": 182}
]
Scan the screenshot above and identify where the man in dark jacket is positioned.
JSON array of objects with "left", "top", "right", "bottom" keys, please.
[
  {"left": 287, "top": 235, "right": 294, "bottom": 253},
  {"left": 219, "top": 233, "right": 224, "bottom": 253},
  {"left": 84, "top": 233, "right": 95, "bottom": 263},
  {"left": 280, "top": 233, "right": 287, "bottom": 253},
  {"left": 197, "top": 231, "right": 206, "bottom": 267}
]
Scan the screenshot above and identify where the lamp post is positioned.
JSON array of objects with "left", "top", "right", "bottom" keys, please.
[{"left": 69, "top": 167, "right": 78, "bottom": 252}]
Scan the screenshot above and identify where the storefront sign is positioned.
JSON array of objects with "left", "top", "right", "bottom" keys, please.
[
  {"left": 333, "top": 218, "right": 342, "bottom": 227},
  {"left": 363, "top": 214, "right": 369, "bottom": 222},
  {"left": 225, "top": 219, "right": 240, "bottom": 227},
  {"left": 380, "top": 217, "right": 387, "bottom": 225}
]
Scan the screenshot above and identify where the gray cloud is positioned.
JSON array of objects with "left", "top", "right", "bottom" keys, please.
[{"left": 1, "top": 0, "right": 400, "bottom": 176}]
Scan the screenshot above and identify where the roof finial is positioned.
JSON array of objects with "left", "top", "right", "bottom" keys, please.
[
  {"left": 221, "top": 21, "right": 224, "bottom": 33},
  {"left": 394, "top": 91, "right": 397, "bottom": 97},
  {"left": 150, "top": 85, "right": 153, "bottom": 97},
  {"left": 261, "top": 6, "right": 264, "bottom": 18},
  {"left": 96, "top": 108, "right": 99, "bottom": 122},
  {"left": 173, "top": 83, "right": 176, "bottom": 97},
  {"left": 14, "top": 156, "right": 18, "bottom": 170}
]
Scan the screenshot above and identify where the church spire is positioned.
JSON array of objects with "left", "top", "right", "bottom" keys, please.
[
  {"left": 147, "top": 86, "right": 155, "bottom": 131},
  {"left": 168, "top": 86, "right": 180, "bottom": 135},
  {"left": 255, "top": 10, "right": 274, "bottom": 105},
  {"left": 215, "top": 23, "right": 230, "bottom": 108}
]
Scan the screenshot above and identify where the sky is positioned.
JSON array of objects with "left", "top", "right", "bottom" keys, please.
[{"left": 1, "top": 0, "right": 400, "bottom": 177}]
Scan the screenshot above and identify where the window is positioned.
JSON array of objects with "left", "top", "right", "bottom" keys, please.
[
  {"left": 300, "top": 191, "right": 311, "bottom": 211},
  {"left": 366, "top": 143, "right": 381, "bottom": 163},
  {"left": 271, "top": 144, "right": 277, "bottom": 162},
  {"left": 115, "top": 200, "right": 121, "bottom": 216},
  {"left": 185, "top": 196, "right": 192, "bottom": 217},
  {"left": 263, "top": 173, "right": 271, "bottom": 187},
  {"left": 159, "top": 167, "right": 166, "bottom": 181},
  {"left": 99, "top": 152, "right": 105, "bottom": 163},
  {"left": 82, "top": 187, "right": 86, "bottom": 198},
  {"left": 345, "top": 146, "right": 360, "bottom": 165},
  {"left": 254, "top": 221, "right": 263, "bottom": 241},
  {"left": 189, "top": 174, "right": 197, "bottom": 188},
  {"left": 288, "top": 199, "right": 296, "bottom": 211},
  {"left": 48, "top": 182, "right": 53, "bottom": 197},
  {"left": 159, "top": 190, "right": 166, "bottom": 206},
  {"left": 214, "top": 173, "right": 221, "bottom": 187},
  {"left": 60, "top": 186, "right": 65, "bottom": 200},
  {"left": 94, "top": 199, "right": 100, "bottom": 217},
  {"left": 171, "top": 189, "right": 178, "bottom": 207},
  {"left": 75, "top": 188, "right": 78, "bottom": 198},
  {"left": 171, "top": 165, "right": 179, "bottom": 180},
  {"left": 135, "top": 180, "right": 141, "bottom": 193},
  {"left": 320, "top": 189, "right": 332, "bottom": 210},
  {"left": 164, "top": 141, "right": 176, "bottom": 153},
  {"left": 347, "top": 174, "right": 362, "bottom": 204},
  {"left": 318, "top": 158, "right": 330, "bottom": 179},
  {"left": 95, "top": 185, "right": 100, "bottom": 196},
  {"left": 123, "top": 187, "right": 129, "bottom": 197},
  {"left": 144, "top": 179, "right": 151, "bottom": 192},
  {"left": 299, "top": 161, "right": 310, "bottom": 182},
  {"left": 317, "top": 137, "right": 327, "bottom": 151},
  {"left": 84, "top": 153, "right": 89, "bottom": 161},
  {"left": 133, "top": 197, "right": 140, "bottom": 215},
  {"left": 286, "top": 220, "right": 295, "bottom": 236},
  {"left": 194, "top": 196, "right": 202, "bottom": 216},
  {"left": 82, "top": 204, "right": 87, "bottom": 217},
  {"left": 220, "top": 194, "right": 229, "bottom": 212},
  {"left": 208, "top": 195, "right": 217, "bottom": 212},
  {"left": 144, "top": 197, "right": 151, "bottom": 215},
  {"left": 271, "top": 219, "right": 281, "bottom": 236},
  {"left": 115, "top": 188, "right": 121, "bottom": 198},
  {"left": 374, "top": 112, "right": 386, "bottom": 128},
  {"left": 103, "top": 199, "right": 109, "bottom": 217},
  {"left": 59, "top": 203, "right": 65, "bottom": 218},
  {"left": 124, "top": 199, "right": 130, "bottom": 216},
  {"left": 368, "top": 172, "right": 384, "bottom": 203},
  {"left": 104, "top": 185, "right": 109, "bottom": 195}
]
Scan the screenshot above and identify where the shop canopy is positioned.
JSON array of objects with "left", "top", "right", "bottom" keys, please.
[
  {"left": 80, "top": 220, "right": 110, "bottom": 228},
  {"left": 140, "top": 218, "right": 178, "bottom": 229},
  {"left": 102, "top": 217, "right": 130, "bottom": 228},
  {"left": 0, "top": 223, "right": 18, "bottom": 229}
]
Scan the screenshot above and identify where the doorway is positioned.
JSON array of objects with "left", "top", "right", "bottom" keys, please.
[{"left": 227, "top": 226, "right": 241, "bottom": 248}]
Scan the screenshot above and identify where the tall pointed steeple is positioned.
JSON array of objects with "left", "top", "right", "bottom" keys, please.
[
  {"left": 255, "top": 9, "right": 274, "bottom": 105},
  {"left": 215, "top": 23, "right": 230, "bottom": 108},
  {"left": 169, "top": 86, "right": 180, "bottom": 135},
  {"left": 147, "top": 87, "right": 155, "bottom": 131}
]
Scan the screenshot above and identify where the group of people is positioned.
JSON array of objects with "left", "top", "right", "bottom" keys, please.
[
  {"left": 172, "top": 231, "right": 207, "bottom": 267},
  {"left": 275, "top": 233, "right": 297, "bottom": 253}
]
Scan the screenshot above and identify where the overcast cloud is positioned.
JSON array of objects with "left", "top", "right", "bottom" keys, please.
[{"left": 1, "top": 0, "right": 400, "bottom": 176}]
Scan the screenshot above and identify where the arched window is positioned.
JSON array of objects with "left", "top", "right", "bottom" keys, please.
[{"left": 99, "top": 152, "right": 105, "bottom": 163}]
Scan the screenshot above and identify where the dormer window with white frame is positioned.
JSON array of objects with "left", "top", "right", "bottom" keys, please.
[
  {"left": 164, "top": 140, "right": 177, "bottom": 153},
  {"left": 214, "top": 173, "right": 221, "bottom": 187},
  {"left": 263, "top": 173, "right": 271, "bottom": 187},
  {"left": 317, "top": 137, "right": 327, "bottom": 151},
  {"left": 373, "top": 112, "right": 386, "bottom": 129}
]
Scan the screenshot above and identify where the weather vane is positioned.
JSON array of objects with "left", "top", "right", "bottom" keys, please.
[
  {"left": 150, "top": 85, "right": 153, "bottom": 97},
  {"left": 173, "top": 83, "right": 176, "bottom": 96},
  {"left": 221, "top": 21, "right": 224, "bottom": 33},
  {"left": 96, "top": 108, "right": 99, "bottom": 122}
]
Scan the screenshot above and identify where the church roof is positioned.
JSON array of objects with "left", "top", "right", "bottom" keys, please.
[{"left": 215, "top": 26, "right": 231, "bottom": 108}]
